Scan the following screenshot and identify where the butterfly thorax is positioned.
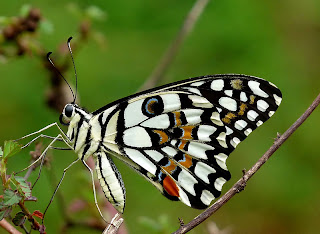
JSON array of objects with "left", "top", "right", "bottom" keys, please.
[{"left": 60, "top": 104, "right": 100, "bottom": 160}]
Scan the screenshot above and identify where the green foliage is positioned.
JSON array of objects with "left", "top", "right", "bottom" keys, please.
[
  {"left": 3, "top": 190, "right": 22, "bottom": 206},
  {"left": 11, "top": 176, "right": 32, "bottom": 198},
  {"left": 2, "top": 141, "right": 21, "bottom": 160},
  {"left": 12, "top": 212, "right": 26, "bottom": 226}
]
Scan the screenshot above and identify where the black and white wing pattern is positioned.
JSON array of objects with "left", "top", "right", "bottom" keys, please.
[{"left": 89, "top": 74, "right": 282, "bottom": 211}]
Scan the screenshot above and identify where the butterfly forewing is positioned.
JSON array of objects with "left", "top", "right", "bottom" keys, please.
[{"left": 88, "top": 74, "right": 282, "bottom": 210}]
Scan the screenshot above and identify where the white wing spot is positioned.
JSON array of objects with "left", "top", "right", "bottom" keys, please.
[
  {"left": 256, "top": 120, "right": 263, "bottom": 126},
  {"left": 200, "top": 190, "right": 215, "bottom": 206},
  {"left": 162, "top": 146, "right": 177, "bottom": 157},
  {"left": 219, "top": 97, "right": 237, "bottom": 111},
  {"left": 244, "top": 128, "right": 252, "bottom": 136},
  {"left": 182, "top": 109, "right": 204, "bottom": 125},
  {"left": 141, "top": 114, "right": 170, "bottom": 129},
  {"left": 211, "top": 112, "right": 224, "bottom": 126},
  {"left": 240, "top": 92, "right": 248, "bottom": 102},
  {"left": 162, "top": 94, "right": 181, "bottom": 112},
  {"left": 182, "top": 87, "right": 202, "bottom": 95},
  {"left": 230, "top": 137, "right": 240, "bottom": 148},
  {"left": 123, "top": 126, "right": 152, "bottom": 147},
  {"left": 124, "top": 148, "right": 157, "bottom": 175},
  {"left": 194, "top": 162, "right": 216, "bottom": 184},
  {"left": 144, "top": 150, "right": 164, "bottom": 162},
  {"left": 224, "top": 90, "right": 233, "bottom": 97},
  {"left": 247, "top": 110, "right": 259, "bottom": 121},
  {"left": 225, "top": 126, "right": 233, "bottom": 135},
  {"left": 197, "top": 125, "right": 217, "bottom": 141},
  {"left": 178, "top": 189, "right": 191, "bottom": 207},
  {"left": 248, "top": 81, "right": 269, "bottom": 98},
  {"left": 187, "top": 142, "right": 215, "bottom": 159},
  {"left": 190, "top": 81, "right": 205, "bottom": 87},
  {"left": 217, "top": 132, "right": 228, "bottom": 148},
  {"left": 257, "top": 100, "right": 269, "bottom": 112},
  {"left": 268, "top": 111, "right": 275, "bottom": 117},
  {"left": 214, "top": 177, "right": 227, "bottom": 191},
  {"left": 211, "top": 79, "right": 224, "bottom": 91},
  {"left": 124, "top": 99, "right": 148, "bottom": 128},
  {"left": 274, "top": 94, "right": 282, "bottom": 106},
  {"left": 188, "top": 95, "right": 213, "bottom": 108},
  {"left": 214, "top": 153, "right": 228, "bottom": 170},
  {"left": 234, "top": 120, "right": 248, "bottom": 130},
  {"left": 178, "top": 170, "right": 198, "bottom": 196}
]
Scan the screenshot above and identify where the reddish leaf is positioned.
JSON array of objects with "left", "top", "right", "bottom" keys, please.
[{"left": 32, "top": 210, "right": 43, "bottom": 219}]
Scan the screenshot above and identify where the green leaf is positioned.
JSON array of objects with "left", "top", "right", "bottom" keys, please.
[
  {"left": 0, "top": 146, "right": 3, "bottom": 157},
  {"left": 86, "top": 6, "right": 107, "bottom": 21},
  {"left": 39, "top": 20, "right": 54, "bottom": 35},
  {"left": 12, "top": 212, "right": 26, "bottom": 226},
  {"left": 0, "top": 211, "right": 5, "bottom": 221},
  {"left": 3, "top": 190, "right": 21, "bottom": 206},
  {"left": 12, "top": 176, "right": 32, "bottom": 198},
  {"left": 3, "top": 141, "right": 21, "bottom": 159},
  {"left": 19, "top": 5, "right": 31, "bottom": 17},
  {"left": 0, "top": 207, "right": 12, "bottom": 221}
]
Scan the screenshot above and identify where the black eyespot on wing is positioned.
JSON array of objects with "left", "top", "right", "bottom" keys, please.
[
  {"left": 65, "top": 104, "right": 74, "bottom": 117},
  {"left": 142, "top": 96, "right": 164, "bottom": 117}
]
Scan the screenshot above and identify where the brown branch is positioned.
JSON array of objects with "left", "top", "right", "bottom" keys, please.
[
  {"left": 138, "top": 0, "right": 210, "bottom": 91},
  {"left": 0, "top": 219, "right": 22, "bottom": 234},
  {"left": 173, "top": 93, "right": 320, "bottom": 234},
  {"left": 18, "top": 200, "right": 41, "bottom": 231}
]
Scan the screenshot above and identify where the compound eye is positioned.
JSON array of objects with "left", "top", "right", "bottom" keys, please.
[{"left": 64, "top": 104, "right": 74, "bottom": 118}]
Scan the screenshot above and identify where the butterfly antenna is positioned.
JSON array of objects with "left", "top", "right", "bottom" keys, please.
[
  {"left": 67, "top": 37, "right": 78, "bottom": 104},
  {"left": 47, "top": 52, "right": 75, "bottom": 101}
]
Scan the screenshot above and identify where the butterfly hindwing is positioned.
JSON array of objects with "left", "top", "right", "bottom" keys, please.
[{"left": 92, "top": 74, "right": 282, "bottom": 210}]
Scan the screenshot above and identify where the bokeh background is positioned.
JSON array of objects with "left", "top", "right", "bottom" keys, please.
[{"left": 1, "top": 0, "right": 320, "bottom": 233}]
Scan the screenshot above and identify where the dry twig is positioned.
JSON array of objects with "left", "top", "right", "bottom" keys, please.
[{"left": 139, "top": 0, "right": 210, "bottom": 91}]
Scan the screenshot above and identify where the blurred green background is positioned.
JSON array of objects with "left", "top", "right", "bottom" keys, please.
[{"left": 1, "top": 0, "right": 320, "bottom": 233}]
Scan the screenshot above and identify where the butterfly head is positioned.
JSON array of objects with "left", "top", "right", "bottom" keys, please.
[
  {"left": 59, "top": 103, "right": 91, "bottom": 126},
  {"left": 59, "top": 103, "right": 76, "bottom": 126}
]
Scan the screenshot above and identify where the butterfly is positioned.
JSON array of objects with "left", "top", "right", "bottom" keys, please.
[{"left": 57, "top": 73, "right": 282, "bottom": 213}]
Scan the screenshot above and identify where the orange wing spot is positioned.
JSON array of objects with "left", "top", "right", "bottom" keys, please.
[
  {"left": 178, "top": 140, "right": 188, "bottom": 150},
  {"left": 249, "top": 95, "right": 255, "bottom": 104},
  {"left": 173, "top": 111, "right": 182, "bottom": 126},
  {"left": 230, "top": 79, "right": 243, "bottom": 90},
  {"left": 162, "top": 159, "right": 177, "bottom": 174},
  {"left": 153, "top": 130, "right": 169, "bottom": 144},
  {"left": 163, "top": 176, "right": 179, "bottom": 197},
  {"left": 238, "top": 103, "right": 248, "bottom": 116},
  {"left": 147, "top": 100, "right": 157, "bottom": 114},
  {"left": 179, "top": 154, "right": 193, "bottom": 168},
  {"left": 222, "top": 112, "right": 236, "bottom": 124},
  {"left": 180, "top": 126, "right": 195, "bottom": 140}
]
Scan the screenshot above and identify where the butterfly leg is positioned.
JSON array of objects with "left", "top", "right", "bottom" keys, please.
[
  {"left": 21, "top": 134, "right": 63, "bottom": 149},
  {"left": 82, "top": 159, "right": 109, "bottom": 223},
  {"left": 42, "top": 158, "right": 80, "bottom": 224},
  {"left": 16, "top": 134, "right": 65, "bottom": 174},
  {"left": 14, "top": 122, "right": 71, "bottom": 147}
]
